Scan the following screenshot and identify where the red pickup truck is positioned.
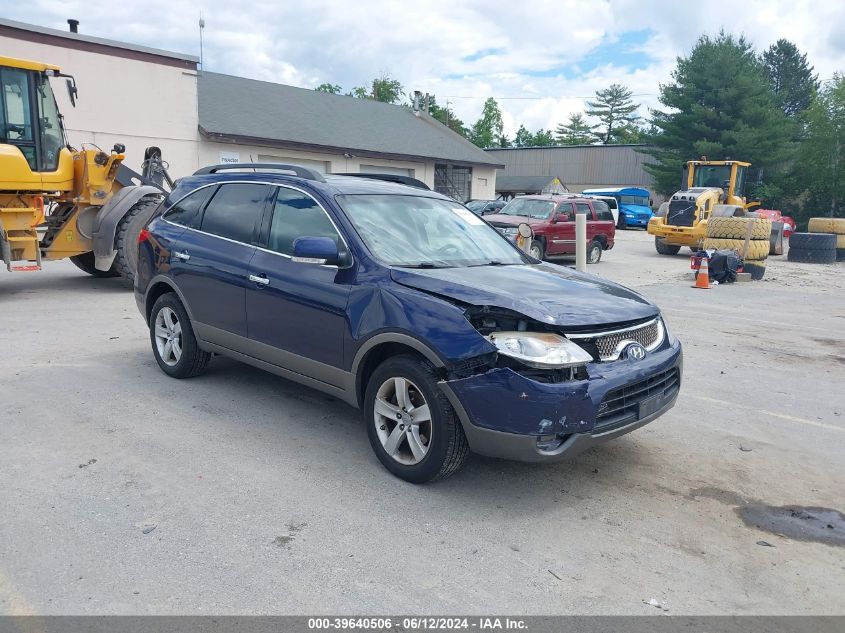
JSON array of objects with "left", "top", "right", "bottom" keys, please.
[{"left": 485, "top": 195, "right": 616, "bottom": 263}]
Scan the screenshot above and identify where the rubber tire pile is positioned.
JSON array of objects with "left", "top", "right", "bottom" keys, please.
[
  {"left": 789, "top": 217, "right": 845, "bottom": 263},
  {"left": 703, "top": 217, "right": 772, "bottom": 280}
]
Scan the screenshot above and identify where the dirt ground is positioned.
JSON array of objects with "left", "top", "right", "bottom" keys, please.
[{"left": 1, "top": 229, "right": 843, "bottom": 615}]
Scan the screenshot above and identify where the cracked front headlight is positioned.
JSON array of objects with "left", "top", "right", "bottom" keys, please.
[{"left": 487, "top": 331, "right": 593, "bottom": 369}]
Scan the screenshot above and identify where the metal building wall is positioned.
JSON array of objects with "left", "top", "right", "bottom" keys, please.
[{"left": 486, "top": 145, "right": 658, "bottom": 195}]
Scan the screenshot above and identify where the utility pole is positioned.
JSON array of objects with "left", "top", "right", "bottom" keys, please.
[
  {"left": 198, "top": 12, "right": 205, "bottom": 74},
  {"left": 446, "top": 100, "right": 452, "bottom": 128}
]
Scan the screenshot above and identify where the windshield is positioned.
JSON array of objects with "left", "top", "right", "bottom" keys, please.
[
  {"left": 693, "top": 165, "right": 731, "bottom": 188},
  {"left": 464, "top": 200, "right": 485, "bottom": 212},
  {"left": 337, "top": 194, "right": 527, "bottom": 267},
  {"left": 499, "top": 198, "right": 556, "bottom": 220},
  {"left": 620, "top": 195, "right": 649, "bottom": 206}
]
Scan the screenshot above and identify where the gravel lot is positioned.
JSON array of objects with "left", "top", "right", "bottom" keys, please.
[{"left": 1, "top": 229, "right": 844, "bottom": 615}]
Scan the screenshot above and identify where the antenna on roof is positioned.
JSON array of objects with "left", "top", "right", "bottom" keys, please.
[{"left": 198, "top": 12, "right": 205, "bottom": 74}]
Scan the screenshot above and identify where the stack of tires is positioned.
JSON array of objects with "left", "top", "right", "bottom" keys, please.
[
  {"left": 789, "top": 217, "right": 845, "bottom": 263},
  {"left": 703, "top": 217, "right": 772, "bottom": 280}
]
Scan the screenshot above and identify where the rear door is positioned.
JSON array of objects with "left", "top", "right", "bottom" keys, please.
[
  {"left": 172, "top": 182, "right": 272, "bottom": 340},
  {"left": 546, "top": 202, "right": 575, "bottom": 255},
  {"left": 245, "top": 186, "right": 352, "bottom": 380}
]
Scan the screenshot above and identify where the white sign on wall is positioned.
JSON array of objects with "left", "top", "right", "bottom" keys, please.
[{"left": 219, "top": 151, "right": 240, "bottom": 164}]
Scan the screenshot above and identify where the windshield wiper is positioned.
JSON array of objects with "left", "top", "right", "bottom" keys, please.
[{"left": 399, "top": 261, "right": 451, "bottom": 269}]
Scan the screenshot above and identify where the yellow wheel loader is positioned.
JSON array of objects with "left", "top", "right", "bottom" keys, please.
[
  {"left": 647, "top": 159, "right": 758, "bottom": 255},
  {"left": 0, "top": 56, "right": 170, "bottom": 282}
]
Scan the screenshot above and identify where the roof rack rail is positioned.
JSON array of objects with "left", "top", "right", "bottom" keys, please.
[
  {"left": 193, "top": 163, "right": 326, "bottom": 182},
  {"left": 334, "top": 173, "right": 431, "bottom": 190}
]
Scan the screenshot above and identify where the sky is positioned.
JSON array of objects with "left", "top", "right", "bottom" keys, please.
[{"left": 3, "top": 0, "right": 844, "bottom": 137}]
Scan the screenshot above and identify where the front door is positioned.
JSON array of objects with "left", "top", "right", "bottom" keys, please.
[
  {"left": 546, "top": 202, "right": 575, "bottom": 255},
  {"left": 173, "top": 183, "right": 271, "bottom": 340},
  {"left": 246, "top": 186, "right": 352, "bottom": 385}
]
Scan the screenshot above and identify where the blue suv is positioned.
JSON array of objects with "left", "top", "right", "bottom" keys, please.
[{"left": 135, "top": 164, "right": 682, "bottom": 483}]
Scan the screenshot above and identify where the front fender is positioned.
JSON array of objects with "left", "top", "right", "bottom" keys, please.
[{"left": 91, "top": 185, "right": 162, "bottom": 270}]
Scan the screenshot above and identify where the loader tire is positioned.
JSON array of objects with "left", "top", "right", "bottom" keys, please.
[
  {"left": 706, "top": 216, "right": 772, "bottom": 240},
  {"left": 654, "top": 237, "right": 681, "bottom": 255},
  {"left": 711, "top": 204, "right": 746, "bottom": 218},
  {"left": 787, "top": 232, "right": 837, "bottom": 250},
  {"left": 742, "top": 261, "right": 767, "bottom": 280},
  {"left": 69, "top": 251, "right": 121, "bottom": 278},
  {"left": 836, "top": 234, "right": 845, "bottom": 249},
  {"left": 114, "top": 196, "right": 162, "bottom": 286},
  {"left": 837, "top": 248, "right": 845, "bottom": 262},
  {"left": 807, "top": 217, "right": 845, "bottom": 234},
  {"left": 702, "top": 238, "right": 770, "bottom": 261},
  {"left": 787, "top": 247, "right": 837, "bottom": 264}
]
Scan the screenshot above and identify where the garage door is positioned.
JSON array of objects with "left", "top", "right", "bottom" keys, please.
[
  {"left": 258, "top": 155, "right": 329, "bottom": 174},
  {"left": 359, "top": 164, "right": 413, "bottom": 177}
]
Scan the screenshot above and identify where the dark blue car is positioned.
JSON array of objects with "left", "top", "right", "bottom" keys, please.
[{"left": 135, "top": 164, "right": 682, "bottom": 483}]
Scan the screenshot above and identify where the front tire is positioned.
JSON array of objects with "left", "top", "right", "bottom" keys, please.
[
  {"left": 364, "top": 355, "right": 469, "bottom": 483},
  {"left": 655, "top": 237, "right": 682, "bottom": 256},
  {"left": 529, "top": 239, "right": 545, "bottom": 260},
  {"left": 149, "top": 293, "right": 211, "bottom": 378}
]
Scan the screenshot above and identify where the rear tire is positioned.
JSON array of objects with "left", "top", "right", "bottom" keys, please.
[
  {"left": 587, "top": 240, "right": 603, "bottom": 264},
  {"left": 114, "top": 196, "right": 162, "bottom": 286},
  {"left": 364, "top": 354, "right": 469, "bottom": 483},
  {"left": 617, "top": 215, "right": 627, "bottom": 230},
  {"left": 149, "top": 293, "right": 211, "bottom": 378},
  {"left": 69, "top": 251, "right": 121, "bottom": 278},
  {"left": 655, "top": 237, "right": 681, "bottom": 255}
]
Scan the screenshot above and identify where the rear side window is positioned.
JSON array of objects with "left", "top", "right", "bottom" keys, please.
[
  {"left": 200, "top": 183, "right": 270, "bottom": 244},
  {"left": 164, "top": 185, "right": 216, "bottom": 229},
  {"left": 267, "top": 187, "right": 339, "bottom": 255},
  {"left": 593, "top": 200, "right": 615, "bottom": 222},
  {"left": 575, "top": 202, "right": 593, "bottom": 218}
]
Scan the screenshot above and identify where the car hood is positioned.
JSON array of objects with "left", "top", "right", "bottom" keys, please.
[
  {"left": 621, "top": 204, "right": 653, "bottom": 216},
  {"left": 483, "top": 214, "right": 545, "bottom": 226},
  {"left": 390, "top": 264, "right": 659, "bottom": 329}
]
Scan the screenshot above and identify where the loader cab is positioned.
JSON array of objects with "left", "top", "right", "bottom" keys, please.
[
  {"left": 684, "top": 160, "right": 750, "bottom": 206},
  {"left": 1, "top": 58, "right": 66, "bottom": 174}
]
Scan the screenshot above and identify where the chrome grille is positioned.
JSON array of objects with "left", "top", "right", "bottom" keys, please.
[{"left": 567, "top": 318, "right": 664, "bottom": 362}]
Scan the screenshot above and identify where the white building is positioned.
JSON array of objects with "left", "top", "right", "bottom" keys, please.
[{"left": 0, "top": 18, "right": 500, "bottom": 200}]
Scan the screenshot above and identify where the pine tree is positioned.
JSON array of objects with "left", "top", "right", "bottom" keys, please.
[
  {"left": 555, "top": 113, "right": 594, "bottom": 145},
  {"left": 643, "top": 32, "right": 793, "bottom": 195},
  {"left": 531, "top": 129, "right": 555, "bottom": 146},
  {"left": 586, "top": 85, "right": 639, "bottom": 144},
  {"left": 761, "top": 39, "right": 819, "bottom": 118},
  {"left": 514, "top": 124, "right": 533, "bottom": 147}
]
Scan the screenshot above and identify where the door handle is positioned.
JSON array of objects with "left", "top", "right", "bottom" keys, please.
[
  {"left": 174, "top": 251, "right": 190, "bottom": 261},
  {"left": 248, "top": 273, "right": 270, "bottom": 286}
]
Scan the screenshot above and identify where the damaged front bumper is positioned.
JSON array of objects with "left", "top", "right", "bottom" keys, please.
[{"left": 439, "top": 340, "right": 682, "bottom": 462}]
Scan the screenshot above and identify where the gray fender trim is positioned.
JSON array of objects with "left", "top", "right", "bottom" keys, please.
[
  {"left": 91, "top": 185, "right": 163, "bottom": 270},
  {"left": 350, "top": 333, "right": 446, "bottom": 376},
  {"left": 142, "top": 275, "right": 195, "bottom": 323}
]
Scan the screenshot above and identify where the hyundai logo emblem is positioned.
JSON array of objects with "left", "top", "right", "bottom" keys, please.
[{"left": 626, "top": 343, "right": 647, "bottom": 360}]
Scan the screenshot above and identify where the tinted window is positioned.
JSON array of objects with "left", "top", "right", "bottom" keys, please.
[
  {"left": 164, "top": 185, "right": 216, "bottom": 228},
  {"left": 268, "top": 188, "right": 339, "bottom": 256},
  {"left": 200, "top": 183, "right": 270, "bottom": 243},
  {"left": 593, "top": 200, "right": 615, "bottom": 222},
  {"left": 575, "top": 202, "right": 592, "bottom": 218},
  {"left": 500, "top": 198, "right": 555, "bottom": 220}
]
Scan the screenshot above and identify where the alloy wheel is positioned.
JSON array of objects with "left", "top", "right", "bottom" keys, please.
[
  {"left": 373, "top": 377, "right": 432, "bottom": 465},
  {"left": 154, "top": 306, "right": 183, "bottom": 367}
]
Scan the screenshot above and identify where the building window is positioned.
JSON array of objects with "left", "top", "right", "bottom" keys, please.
[{"left": 434, "top": 164, "right": 472, "bottom": 202}]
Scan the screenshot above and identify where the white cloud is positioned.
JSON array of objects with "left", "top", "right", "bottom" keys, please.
[{"left": 3, "top": 0, "right": 843, "bottom": 136}]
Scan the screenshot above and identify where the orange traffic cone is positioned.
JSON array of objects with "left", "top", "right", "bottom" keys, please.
[{"left": 693, "top": 256, "right": 711, "bottom": 289}]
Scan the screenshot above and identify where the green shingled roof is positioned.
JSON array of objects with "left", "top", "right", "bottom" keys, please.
[{"left": 198, "top": 72, "right": 502, "bottom": 167}]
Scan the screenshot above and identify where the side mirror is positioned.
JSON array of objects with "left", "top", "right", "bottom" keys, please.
[
  {"left": 292, "top": 236, "right": 348, "bottom": 267},
  {"left": 65, "top": 78, "right": 78, "bottom": 107},
  {"left": 556, "top": 213, "right": 570, "bottom": 223}
]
